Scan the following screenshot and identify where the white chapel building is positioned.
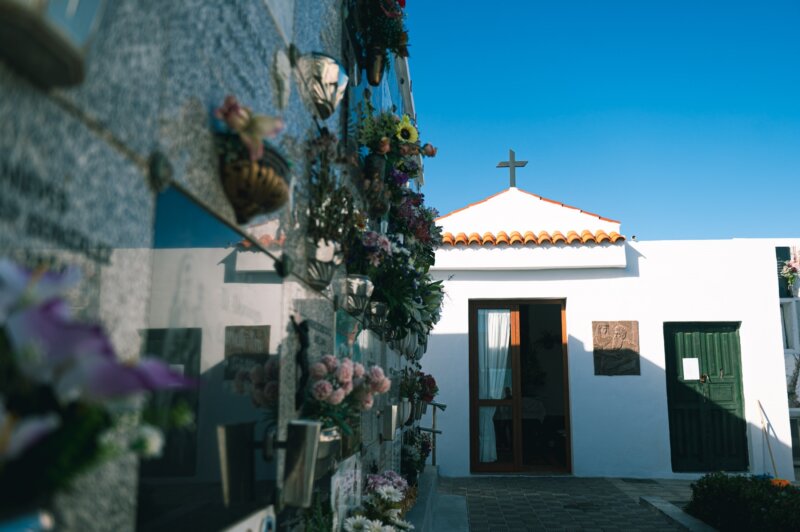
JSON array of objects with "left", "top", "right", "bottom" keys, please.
[{"left": 422, "top": 179, "right": 798, "bottom": 480}]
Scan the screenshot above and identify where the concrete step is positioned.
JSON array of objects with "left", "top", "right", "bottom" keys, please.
[
  {"left": 407, "top": 466, "right": 438, "bottom": 532},
  {"left": 431, "top": 494, "right": 469, "bottom": 532}
]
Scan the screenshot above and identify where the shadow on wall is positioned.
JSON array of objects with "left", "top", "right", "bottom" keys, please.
[
  {"left": 568, "top": 329, "right": 794, "bottom": 480},
  {"left": 421, "top": 327, "right": 792, "bottom": 480},
  {"left": 438, "top": 244, "right": 645, "bottom": 283}
]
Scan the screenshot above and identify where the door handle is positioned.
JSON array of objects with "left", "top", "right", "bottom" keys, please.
[{"left": 700, "top": 373, "right": 709, "bottom": 383}]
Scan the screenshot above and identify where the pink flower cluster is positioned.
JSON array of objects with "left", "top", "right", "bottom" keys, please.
[
  {"left": 234, "top": 357, "right": 280, "bottom": 408},
  {"left": 309, "top": 355, "right": 391, "bottom": 411},
  {"left": 362, "top": 231, "right": 392, "bottom": 267},
  {"left": 366, "top": 470, "right": 409, "bottom": 493}
]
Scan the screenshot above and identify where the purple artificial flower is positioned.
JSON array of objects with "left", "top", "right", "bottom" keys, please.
[
  {"left": 0, "top": 260, "right": 80, "bottom": 321},
  {"left": 390, "top": 168, "right": 410, "bottom": 186},
  {"left": 6, "top": 299, "right": 116, "bottom": 379},
  {"left": 57, "top": 356, "right": 195, "bottom": 403}
]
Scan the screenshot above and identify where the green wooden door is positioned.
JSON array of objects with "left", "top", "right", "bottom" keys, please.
[{"left": 664, "top": 323, "right": 748, "bottom": 472}]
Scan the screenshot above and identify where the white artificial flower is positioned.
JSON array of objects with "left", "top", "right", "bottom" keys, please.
[
  {"left": 376, "top": 485, "right": 404, "bottom": 503},
  {"left": 134, "top": 424, "right": 164, "bottom": 458},
  {"left": 343, "top": 516, "right": 372, "bottom": 532},
  {"left": 391, "top": 517, "right": 414, "bottom": 530},
  {"left": 368, "top": 520, "right": 386, "bottom": 532}
]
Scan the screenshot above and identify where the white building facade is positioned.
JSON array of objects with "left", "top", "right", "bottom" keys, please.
[{"left": 423, "top": 186, "right": 796, "bottom": 480}]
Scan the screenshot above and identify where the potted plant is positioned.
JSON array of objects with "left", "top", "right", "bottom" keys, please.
[
  {"left": 355, "top": 0, "right": 409, "bottom": 86},
  {"left": 214, "top": 95, "right": 289, "bottom": 224},
  {"left": 0, "top": 261, "right": 194, "bottom": 521}
]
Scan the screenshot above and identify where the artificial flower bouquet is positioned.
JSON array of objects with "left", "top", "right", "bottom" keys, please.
[
  {"left": 781, "top": 247, "right": 800, "bottom": 294},
  {"left": 0, "top": 260, "right": 194, "bottom": 511},
  {"left": 233, "top": 356, "right": 280, "bottom": 410},
  {"left": 416, "top": 371, "right": 438, "bottom": 403},
  {"left": 401, "top": 429, "right": 431, "bottom": 486},
  {"left": 302, "top": 356, "right": 391, "bottom": 435},
  {"left": 344, "top": 470, "right": 414, "bottom": 531},
  {"left": 213, "top": 95, "right": 290, "bottom": 223}
]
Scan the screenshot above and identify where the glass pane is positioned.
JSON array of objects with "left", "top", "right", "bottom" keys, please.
[
  {"left": 137, "top": 188, "right": 281, "bottom": 530},
  {"left": 477, "top": 309, "right": 512, "bottom": 399},
  {"left": 478, "top": 406, "right": 514, "bottom": 464}
]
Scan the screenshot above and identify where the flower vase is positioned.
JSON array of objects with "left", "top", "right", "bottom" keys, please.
[
  {"left": 792, "top": 283, "right": 800, "bottom": 298},
  {"left": 400, "top": 398, "right": 412, "bottom": 425},
  {"left": 217, "top": 133, "right": 290, "bottom": 224},
  {"left": 314, "top": 427, "right": 342, "bottom": 480},
  {"left": 366, "top": 46, "right": 386, "bottom": 86},
  {"left": 413, "top": 401, "right": 424, "bottom": 421},
  {"left": 337, "top": 274, "right": 374, "bottom": 316},
  {"left": 305, "top": 239, "right": 342, "bottom": 291},
  {"left": 366, "top": 300, "right": 388, "bottom": 334}
]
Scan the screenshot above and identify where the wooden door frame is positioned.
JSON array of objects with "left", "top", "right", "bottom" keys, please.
[{"left": 468, "top": 299, "right": 571, "bottom": 473}]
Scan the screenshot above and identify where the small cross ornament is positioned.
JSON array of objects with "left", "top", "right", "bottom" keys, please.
[{"left": 496, "top": 149, "right": 528, "bottom": 188}]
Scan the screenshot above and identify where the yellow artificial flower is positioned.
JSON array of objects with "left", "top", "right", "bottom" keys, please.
[{"left": 395, "top": 115, "right": 419, "bottom": 143}]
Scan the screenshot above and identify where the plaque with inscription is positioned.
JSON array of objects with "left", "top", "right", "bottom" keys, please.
[
  {"left": 224, "top": 325, "right": 271, "bottom": 380},
  {"left": 592, "top": 321, "right": 641, "bottom": 376}
]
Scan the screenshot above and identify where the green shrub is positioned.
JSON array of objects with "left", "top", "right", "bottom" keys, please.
[{"left": 686, "top": 472, "right": 800, "bottom": 531}]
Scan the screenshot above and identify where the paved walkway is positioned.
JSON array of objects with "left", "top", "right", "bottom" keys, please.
[{"left": 438, "top": 476, "right": 693, "bottom": 531}]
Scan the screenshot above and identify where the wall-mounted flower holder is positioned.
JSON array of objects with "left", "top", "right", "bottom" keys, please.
[
  {"left": 281, "top": 420, "right": 322, "bottom": 508},
  {"left": 335, "top": 274, "right": 374, "bottom": 316},
  {"left": 399, "top": 398, "right": 412, "bottom": 425},
  {"left": 0, "top": 0, "right": 105, "bottom": 88},
  {"left": 217, "top": 133, "right": 290, "bottom": 224},
  {"left": 366, "top": 300, "right": 388, "bottom": 334},
  {"left": 380, "top": 404, "right": 399, "bottom": 442},
  {"left": 291, "top": 47, "right": 349, "bottom": 120},
  {"left": 305, "top": 239, "right": 343, "bottom": 291},
  {"left": 314, "top": 427, "right": 342, "bottom": 480},
  {"left": 217, "top": 422, "right": 257, "bottom": 506},
  {"left": 366, "top": 46, "right": 386, "bottom": 87}
]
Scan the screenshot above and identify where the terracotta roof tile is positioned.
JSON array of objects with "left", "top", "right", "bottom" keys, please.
[{"left": 439, "top": 229, "right": 626, "bottom": 248}]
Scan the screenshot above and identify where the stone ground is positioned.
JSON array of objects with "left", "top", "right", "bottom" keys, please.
[{"left": 438, "top": 476, "right": 692, "bottom": 531}]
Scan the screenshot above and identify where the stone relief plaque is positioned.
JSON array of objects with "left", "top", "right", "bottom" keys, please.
[
  {"left": 224, "top": 325, "right": 271, "bottom": 380},
  {"left": 331, "top": 454, "right": 361, "bottom": 531},
  {"left": 592, "top": 320, "right": 641, "bottom": 376}
]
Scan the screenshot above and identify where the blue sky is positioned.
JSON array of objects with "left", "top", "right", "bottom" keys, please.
[{"left": 405, "top": 1, "right": 800, "bottom": 240}]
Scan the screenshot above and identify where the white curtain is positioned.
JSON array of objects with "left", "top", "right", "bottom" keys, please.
[{"left": 477, "top": 309, "right": 511, "bottom": 462}]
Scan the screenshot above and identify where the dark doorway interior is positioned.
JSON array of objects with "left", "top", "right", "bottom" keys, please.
[{"left": 519, "top": 304, "right": 568, "bottom": 471}]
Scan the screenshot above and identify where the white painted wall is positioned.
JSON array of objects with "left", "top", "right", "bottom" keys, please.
[
  {"left": 424, "top": 238, "right": 798, "bottom": 479},
  {"left": 147, "top": 248, "right": 284, "bottom": 481}
]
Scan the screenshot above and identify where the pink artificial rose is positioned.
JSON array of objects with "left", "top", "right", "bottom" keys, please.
[
  {"left": 326, "top": 388, "right": 346, "bottom": 405},
  {"left": 360, "top": 393, "right": 374, "bottom": 410},
  {"left": 368, "top": 365, "right": 385, "bottom": 383},
  {"left": 215, "top": 95, "right": 251, "bottom": 132},
  {"left": 377, "top": 137, "right": 391, "bottom": 154},
  {"left": 312, "top": 380, "right": 333, "bottom": 401},
  {"left": 264, "top": 381, "right": 279, "bottom": 404},
  {"left": 341, "top": 379, "right": 353, "bottom": 394},
  {"left": 336, "top": 359, "right": 353, "bottom": 384},
  {"left": 353, "top": 362, "right": 365, "bottom": 378},
  {"left": 250, "top": 365, "right": 266, "bottom": 385},
  {"left": 321, "top": 355, "right": 338, "bottom": 372},
  {"left": 310, "top": 362, "right": 328, "bottom": 380},
  {"left": 373, "top": 377, "right": 391, "bottom": 394}
]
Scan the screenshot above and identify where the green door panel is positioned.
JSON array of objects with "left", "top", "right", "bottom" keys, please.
[{"left": 664, "top": 323, "right": 748, "bottom": 472}]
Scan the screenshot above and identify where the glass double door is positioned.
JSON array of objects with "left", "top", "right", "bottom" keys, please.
[{"left": 469, "top": 300, "right": 570, "bottom": 473}]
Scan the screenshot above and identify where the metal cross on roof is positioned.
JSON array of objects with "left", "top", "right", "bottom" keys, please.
[{"left": 496, "top": 149, "right": 528, "bottom": 188}]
